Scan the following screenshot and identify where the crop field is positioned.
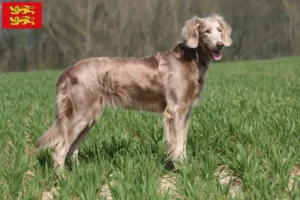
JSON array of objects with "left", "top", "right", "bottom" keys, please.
[{"left": 0, "top": 57, "right": 300, "bottom": 199}]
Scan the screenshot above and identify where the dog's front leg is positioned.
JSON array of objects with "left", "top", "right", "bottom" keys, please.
[
  {"left": 179, "top": 107, "right": 192, "bottom": 161},
  {"left": 163, "top": 103, "right": 191, "bottom": 163}
]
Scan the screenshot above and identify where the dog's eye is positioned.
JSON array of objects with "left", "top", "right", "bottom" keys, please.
[
  {"left": 218, "top": 28, "right": 222, "bottom": 32},
  {"left": 204, "top": 29, "right": 211, "bottom": 34}
]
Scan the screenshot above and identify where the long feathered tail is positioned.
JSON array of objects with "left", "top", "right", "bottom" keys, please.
[
  {"left": 36, "top": 72, "right": 72, "bottom": 149},
  {"left": 36, "top": 122, "right": 61, "bottom": 149}
]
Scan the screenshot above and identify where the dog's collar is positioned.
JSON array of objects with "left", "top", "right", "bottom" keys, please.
[
  {"left": 177, "top": 41, "right": 210, "bottom": 67},
  {"left": 180, "top": 41, "right": 198, "bottom": 60}
]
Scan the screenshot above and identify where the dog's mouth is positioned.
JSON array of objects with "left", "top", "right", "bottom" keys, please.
[
  {"left": 203, "top": 45, "right": 223, "bottom": 61},
  {"left": 208, "top": 50, "right": 222, "bottom": 61}
]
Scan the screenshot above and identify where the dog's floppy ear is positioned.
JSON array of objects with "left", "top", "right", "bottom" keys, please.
[
  {"left": 181, "top": 16, "right": 202, "bottom": 48},
  {"left": 215, "top": 14, "right": 232, "bottom": 47}
]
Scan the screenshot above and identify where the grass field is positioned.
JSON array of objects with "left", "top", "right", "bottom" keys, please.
[{"left": 0, "top": 57, "right": 300, "bottom": 199}]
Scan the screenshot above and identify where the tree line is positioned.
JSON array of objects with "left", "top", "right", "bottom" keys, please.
[{"left": 0, "top": 0, "right": 299, "bottom": 72}]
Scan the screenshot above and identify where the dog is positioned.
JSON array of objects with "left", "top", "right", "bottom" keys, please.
[{"left": 36, "top": 14, "right": 232, "bottom": 169}]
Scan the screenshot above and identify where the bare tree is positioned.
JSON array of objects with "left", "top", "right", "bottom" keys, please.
[{"left": 282, "top": 0, "right": 300, "bottom": 55}]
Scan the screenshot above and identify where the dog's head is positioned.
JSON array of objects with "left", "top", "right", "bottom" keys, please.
[{"left": 181, "top": 14, "right": 232, "bottom": 61}]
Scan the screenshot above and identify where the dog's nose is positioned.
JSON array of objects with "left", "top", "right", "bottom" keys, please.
[{"left": 216, "top": 42, "right": 224, "bottom": 50}]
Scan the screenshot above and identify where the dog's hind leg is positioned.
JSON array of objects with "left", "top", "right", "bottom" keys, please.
[
  {"left": 67, "top": 105, "right": 104, "bottom": 165},
  {"left": 67, "top": 126, "right": 91, "bottom": 165},
  {"left": 52, "top": 70, "right": 105, "bottom": 169},
  {"left": 53, "top": 119, "right": 89, "bottom": 169}
]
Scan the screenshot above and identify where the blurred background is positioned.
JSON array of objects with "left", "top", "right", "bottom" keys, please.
[{"left": 0, "top": 0, "right": 299, "bottom": 72}]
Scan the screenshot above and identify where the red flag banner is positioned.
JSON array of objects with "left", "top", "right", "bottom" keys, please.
[{"left": 2, "top": 2, "right": 42, "bottom": 29}]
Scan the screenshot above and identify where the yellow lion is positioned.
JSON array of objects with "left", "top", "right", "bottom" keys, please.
[
  {"left": 10, "top": 5, "right": 35, "bottom": 15},
  {"left": 10, "top": 16, "right": 35, "bottom": 26}
]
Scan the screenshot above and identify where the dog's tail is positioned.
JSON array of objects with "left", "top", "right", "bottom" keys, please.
[
  {"left": 36, "top": 122, "right": 61, "bottom": 149},
  {"left": 36, "top": 71, "right": 73, "bottom": 149}
]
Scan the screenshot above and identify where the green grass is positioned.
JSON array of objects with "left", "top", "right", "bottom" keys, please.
[{"left": 1, "top": 57, "right": 300, "bottom": 199}]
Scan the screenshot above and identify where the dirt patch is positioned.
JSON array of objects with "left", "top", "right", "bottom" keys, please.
[
  {"left": 26, "top": 170, "right": 34, "bottom": 181},
  {"left": 158, "top": 174, "right": 181, "bottom": 199},
  {"left": 288, "top": 165, "right": 300, "bottom": 190},
  {"left": 41, "top": 191, "right": 53, "bottom": 200},
  {"left": 99, "top": 184, "right": 112, "bottom": 200},
  {"left": 41, "top": 187, "right": 58, "bottom": 200},
  {"left": 215, "top": 164, "right": 243, "bottom": 198},
  {"left": 99, "top": 174, "right": 181, "bottom": 199}
]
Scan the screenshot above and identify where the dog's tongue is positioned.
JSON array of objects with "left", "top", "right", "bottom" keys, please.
[{"left": 212, "top": 51, "right": 222, "bottom": 60}]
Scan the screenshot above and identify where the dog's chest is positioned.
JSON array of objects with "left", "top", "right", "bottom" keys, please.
[{"left": 191, "top": 63, "right": 208, "bottom": 105}]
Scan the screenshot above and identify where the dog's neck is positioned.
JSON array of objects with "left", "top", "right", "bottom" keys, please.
[
  {"left": 172, "top": 41, "right": 211, "bottom": 68},
  {"left": 195, "top": 45, "right": 211, "bottom": 67}
]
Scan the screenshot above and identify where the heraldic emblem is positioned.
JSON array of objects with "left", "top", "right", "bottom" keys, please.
[{"left": 2, "top": 2, "right": 42, "bottom": 29}]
